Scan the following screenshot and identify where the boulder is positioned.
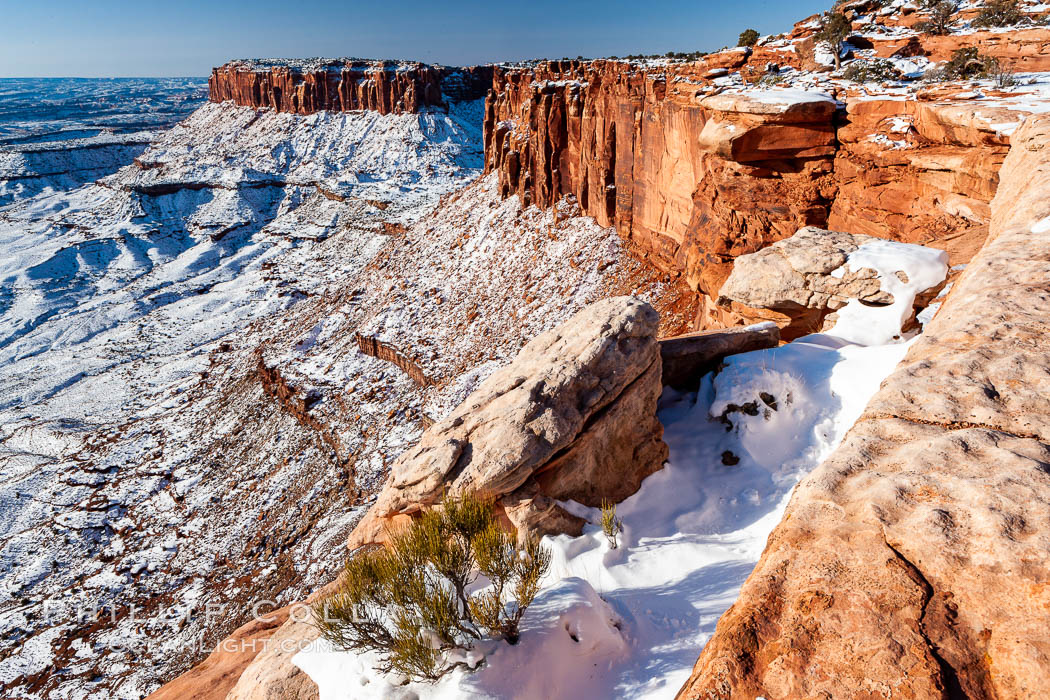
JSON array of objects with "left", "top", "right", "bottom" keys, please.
[
  {"left": 659, "top": 322, "right": 781, "bottom": 390},
  {"left": 717, "top": 226, "right": 941, "bottom": 339},
  {"left": 347, "top": 296, "right": 668, "bottom": 549},
  {"left": 146, "top": 607, "right": 294, "bottom": 700}
]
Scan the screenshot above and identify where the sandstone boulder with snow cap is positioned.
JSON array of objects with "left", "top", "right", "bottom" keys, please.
[
  {"left": 717, "top": 226, "right": 942, "bottom": 339},
  {"left": 347, "top": 296, "right": 667, "bottom": 549}
]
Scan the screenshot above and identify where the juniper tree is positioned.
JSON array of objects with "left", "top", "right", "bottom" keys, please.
[
  {"left": 738, "top": 28, "right": 760, "bottom": 47},
  {"left": 816, "top": 12, "right": 853, "bottom": 69},
  {"left": 313, "top": 492, "right": 551, "bottom": 682}
]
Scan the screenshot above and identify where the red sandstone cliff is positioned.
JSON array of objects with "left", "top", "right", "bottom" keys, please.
[
  {"left": 481, "top": 59, "right": 1024, "bottom": 328},
  {"left": 677, "top": 111, "right": 1050, "bottom": 700},
  {"left": 208, "top": 59, "right": 492, "bottom": 115}
]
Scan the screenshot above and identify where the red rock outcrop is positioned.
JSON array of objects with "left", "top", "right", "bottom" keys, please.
[
  {"left": 828, "top": 94, "right": 1011, "bottom": 261},
  {"left": 677, "top": 113, "right": 1050, "bottom": 700},
  {"left": 483, "top": 61, "right": 839, "bottom": 305},
  {"left": 481, "top": 59, "right": 1022, "bottom": 328},
  {"left": 209, "top": 60, "right": 492, "bottom": 115}
]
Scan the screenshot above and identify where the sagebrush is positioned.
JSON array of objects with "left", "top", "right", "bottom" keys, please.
[{"left": 313, "top": 492, "right": 551, "bottom": 681}]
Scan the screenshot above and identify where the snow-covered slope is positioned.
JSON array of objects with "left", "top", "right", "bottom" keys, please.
[
  {"left": 0, "top": 92, "right": 689, "bottom": 698},
  {"left": 294, "top": 239, "right": 949, "bottom": 700}
]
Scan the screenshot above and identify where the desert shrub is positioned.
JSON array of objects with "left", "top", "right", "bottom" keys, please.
[
  {"left": 842, "top": 58, "right": 902, "bottom": 82},
  {"left": 816, "top": 12, "right": 853, "bottom": 69},
  {"left": 313, "top": 492, "right": 551, "bottom": 682},
  {"left": 600, "top": 499, "right": 623, "bottom": 549},
  {"left": 756, "top": 72, "right": 788, "bottom": 87},
  {"left": 987, "top": 60, "right": 1018, "bottom": 87},
  {"left": 942, "top": 46, "right": 1000, "bottom": 78},
  {"left": 738, "top": 28, "right": 760, "bottom": 47},
  {"left": 916, "top": 0, "right": 958, "bottom": 35},
  {"left": 973, "top": 0, "right": 1026, "bottom": 27}
]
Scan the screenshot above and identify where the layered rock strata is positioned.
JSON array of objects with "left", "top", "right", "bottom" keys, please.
[
  {"left": 678, "top": 114, "right": 1050, "bottom": 699},
  {"left": 209, "top": 59, "right": 492, "bottom": 114},
  {"left": 347, "top": 296, "right": 668, "bottom": 548},
  {"left": 481, "top": 60, "right": 1018, "bottom": 330},
  {"left": 483, "top": 63, "right": 839, "bottom": 300}
]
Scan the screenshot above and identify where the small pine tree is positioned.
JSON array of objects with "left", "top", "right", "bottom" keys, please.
[
  {"left": 313, "top": 492, "right": 551, "bottom": 682},
  {"left": 738, "top": 28, "right": 760, "bottom": 47},
  {"left": 815, "top": 12, "right": 853, "bottom": 69},
  {"left": 916, "top": 0, "right": 958, "bottom": 35},
  {"left": 973, "top": 0, "right": 1025, "bottom": 28}
]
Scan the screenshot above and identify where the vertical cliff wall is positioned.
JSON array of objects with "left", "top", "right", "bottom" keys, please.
[
  {"left": 209, "top": 59, "right": 493, "bottom": 115},
  {"left": 483, "top": 61, "right": 838, "bottom": 306}
]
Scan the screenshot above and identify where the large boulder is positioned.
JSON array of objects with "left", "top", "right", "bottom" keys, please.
[
  {"left": 717, "top": 226, "right": 942, "bottom": 339},
  {"left": 348, "top": 296, "right": 668, "bottom": 548}
]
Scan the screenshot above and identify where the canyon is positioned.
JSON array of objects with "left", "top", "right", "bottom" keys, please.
[{"left": 2, "top": 1, "right": 1050, "bottom": 699}]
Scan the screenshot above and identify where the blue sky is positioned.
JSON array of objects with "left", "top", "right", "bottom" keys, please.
[{"left": 0, "top": 0, "right": 831, "bottom": 77}]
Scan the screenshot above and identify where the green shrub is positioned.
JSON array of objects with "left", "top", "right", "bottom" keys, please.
[
  {"left": 738, "top": 28, "right": 760, "bottom": 47},
  {"left": 943, "top": 46, "right": 999, "bottom": 78},
  {"left": 600, "top": 499, "right": 623, "bottom": 549},
  {"left": 973, "top": 0, "right": 1026, "bottom": 27},
  {"left": 915, "top": 0, "right": 958, "bottom": 35},
  {"left": 313, "top": 492, "right": 551, "bottom": 682},
  {"left": 842, "top": 58, "right": 903, "bottom": 82}
]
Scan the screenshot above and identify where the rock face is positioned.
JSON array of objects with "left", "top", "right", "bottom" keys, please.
[
  {"left": 347, "top": 296, "right": 668, "bottom": 548},
  {"left": 659, "top": 322, "right": 780, "bottom": 390},
  {"left": 209, "top": 59, "right": 492, "bottom": 115},
  {"left": 480, "top": 60, "right": 1020, "bottom": 330},
  {"left": 717, "top": 226, "right": 942, "bottom": 339},
  {"left": 677, "top": 114, "right": 1050, "bottom": 699},
  {"left": 483, "top": 63, "right": 838, "bottom": 301},
  {"left": 147, "top": 607, "right": 294, "bottom": 700}
]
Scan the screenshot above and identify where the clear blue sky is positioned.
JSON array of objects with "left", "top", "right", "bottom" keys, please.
[{"left": 0, "top": 0, "right": 832, "bottom": 78}]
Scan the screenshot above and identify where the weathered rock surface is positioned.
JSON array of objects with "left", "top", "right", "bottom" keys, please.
[
  {"left": 146, "top": 606, "right": 293, "bottom": 700},
  {"left": 480, "top": 59, "right": 1029, "bottom": 332},
  {"left": 347, "top": 296, "right": 667, "bottom": 548},
  {"left": 483, "top": 62, "right": 838, "bottom": 302},
  {"left": 717, "top": 226, "right": 943, "bottom": 339},
  {"left": 209, "top": 60, "right": 492, "bottom": 115},
  {"left": 224, "top": 615, "right": 320, "bottom": 700},
  {"left": 678, "top": 114, "right": 1050, "bottom": 699},
  {"left": 659, "top": 322, "right": 780, "bottom": 390}
]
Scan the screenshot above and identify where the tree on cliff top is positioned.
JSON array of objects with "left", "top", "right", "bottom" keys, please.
[
  {"left": 815, "top": 12, "right": 852, "bottom": 69},
  {"left": 313, "top": 492, "right": 551, "bottom": 682},
  {"left": 738, "top": 28, "right": 760, "bottom": 47},
  {"left": 916, "top": 0, "right": 958, "bottom": 35},
  {"left": 973, "top": 0, "right": 1026, "bottom": 27}
]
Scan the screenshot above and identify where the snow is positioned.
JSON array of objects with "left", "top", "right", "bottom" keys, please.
[
  {"left": 826, "top": 239, "right": 948, "bottom": 346},
  {"left": 293, "top": 239, "right": 949, "bottom": 698}
]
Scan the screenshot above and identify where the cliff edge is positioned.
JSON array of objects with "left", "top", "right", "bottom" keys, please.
[{"left": 678, "top": 113, "right": 1050, "bottom": 699}]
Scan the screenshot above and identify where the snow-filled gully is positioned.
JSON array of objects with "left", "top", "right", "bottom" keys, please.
[{"left": 294, "top": 240, "right": 949, "bottom": 698}]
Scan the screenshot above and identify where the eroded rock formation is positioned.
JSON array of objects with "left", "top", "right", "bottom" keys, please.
[
  {"left": 347, "top": 296, "right": 668, "bottom": 547},
  {"left": 718, "top": 226, "right": 944, "bottom": 339},
  {"left": 677, "top": 113, "right": 1050, "bottom": 700},
  {"left": 480, "top": 59, "right": 1024, "bottom": 332},
  {"left": 209, "top": 59, "right": 492, "bottom": 114},
  {"left": 483, "top": 64, "right": 839, "bottom": 302}
]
